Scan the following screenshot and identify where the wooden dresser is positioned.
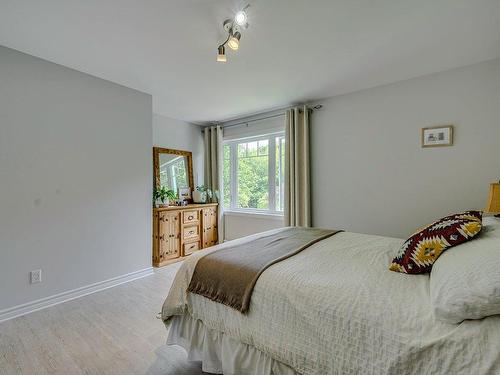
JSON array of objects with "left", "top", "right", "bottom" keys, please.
[{"left": 152, "top": 203, "right": 218, "bottom": 267}]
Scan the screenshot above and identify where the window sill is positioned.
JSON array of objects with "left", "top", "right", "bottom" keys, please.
[{"left": 224, "top": 210, "right": 284, "bottom": 220}]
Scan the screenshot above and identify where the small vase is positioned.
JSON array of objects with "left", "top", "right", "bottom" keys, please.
[{"left": 193, "top": 190, "right": 207, "bottom": 204}]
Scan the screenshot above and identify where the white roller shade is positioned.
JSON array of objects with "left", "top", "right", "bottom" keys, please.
[{"left": 223, "top": 115, "right": 285, "bottom": 141}]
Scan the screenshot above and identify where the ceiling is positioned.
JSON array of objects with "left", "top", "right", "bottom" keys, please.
[{"left": 1, "top": 0, "right": 500, "bottom": 123}]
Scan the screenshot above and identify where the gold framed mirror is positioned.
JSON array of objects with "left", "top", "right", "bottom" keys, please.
[{"left": 153, "top": 147, "right": 194, "bottom": 192}]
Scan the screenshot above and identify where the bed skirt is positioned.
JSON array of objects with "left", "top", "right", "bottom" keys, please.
[{"left": 166, "top": 314, "right": 299, "bottom": 375}]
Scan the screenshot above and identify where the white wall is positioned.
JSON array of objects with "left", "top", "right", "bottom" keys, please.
[
  {"left": 0, "top": 46, "right": 152, "bottom": 311},
  {"left": 153, "top": 114, "right": 204, "bottom": 186},
  {"left": 224, "top": 212, "right": 284, "bottom": 241},
  {"left": 312, "top": 59, "right": 500, "bottom": 239}
]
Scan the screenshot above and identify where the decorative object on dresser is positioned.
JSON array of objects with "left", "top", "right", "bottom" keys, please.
[
  {"left": 421, "top": 125, "right": 453, "bottom": 147},
  {"left": 193, "top": 185, "right": 216, "bottom": 204},
  {"left": 193, "top": 187, "right": 207, "bottom": 204},
  {"left": 152, "top": 203, "right": 218, "bottom": 267},
  {"left": 177, "top": 187, "right": 192, "bottom": 202},
  {"left": 153, "top": 186, "right": 177, "bottom": 208},
  {"left": 485, "top": 182, "right": 500, "bottom": 218}
]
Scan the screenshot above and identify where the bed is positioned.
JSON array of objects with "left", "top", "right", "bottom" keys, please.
[{"left": 162, "top": 226, "right": 500, "bottom": 374}]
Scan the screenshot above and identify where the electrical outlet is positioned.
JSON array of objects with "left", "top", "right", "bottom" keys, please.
[{"left": 30, "top": 269, "right": 42, "bottom": 284}]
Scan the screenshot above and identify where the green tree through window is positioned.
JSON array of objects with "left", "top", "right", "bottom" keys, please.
[{"left": 223, "top": 133, "right": 285, "bottom": 213}]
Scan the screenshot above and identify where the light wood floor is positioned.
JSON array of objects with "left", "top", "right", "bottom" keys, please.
[{"left": 0, "top": 263, "right": 206, "bottom": 375}]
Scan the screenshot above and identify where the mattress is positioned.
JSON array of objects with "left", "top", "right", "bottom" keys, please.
[{"left": 162, "top": 229, "right": 500, "bottom": 374}]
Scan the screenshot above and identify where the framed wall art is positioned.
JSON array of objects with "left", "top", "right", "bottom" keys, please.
[{"left": 421, "top": 125, "right": 453, "bottom": 148}]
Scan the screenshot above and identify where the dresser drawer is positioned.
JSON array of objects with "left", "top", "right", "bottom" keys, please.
[
  {"left": 183, "top": 225, "right": 200, "bottom": 240},
  {"left": 183, "top": 241, "right": 200, "bottom": 256},
  {"left": 183, "top": 210, "right": 200, "bottom": 224}
]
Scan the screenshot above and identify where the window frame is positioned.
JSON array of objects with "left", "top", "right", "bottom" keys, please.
[{"left": 223, "top": 131, "right": 285, "bottom": 216}]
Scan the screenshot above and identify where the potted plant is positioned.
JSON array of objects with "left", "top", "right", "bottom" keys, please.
[{"left": 153, "top": 186, "right": 177, "bottom": 207}]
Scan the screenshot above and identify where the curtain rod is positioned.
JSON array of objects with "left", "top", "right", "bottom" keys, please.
[{"left": 202, "top": 105, "right": 322, "bottom": 131}]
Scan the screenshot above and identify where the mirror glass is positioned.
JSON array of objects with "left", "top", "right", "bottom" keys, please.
[
  {"left": 158, "top": 153, "right": 189, "bottom": 192},
  {"left": 154, "top": 147, "right": 193, "bottom": 197}
]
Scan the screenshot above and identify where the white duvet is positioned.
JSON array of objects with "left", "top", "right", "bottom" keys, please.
[{"left": 162, "top": 229, "right": 500, "bottom": 374}]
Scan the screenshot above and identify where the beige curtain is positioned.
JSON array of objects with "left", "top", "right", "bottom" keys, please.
[
  {"left": 204, "top": 125, "right": 224, "bottom": 242},
  {"left": 284, "top": 105, "right": 311, "bottom": 227}
]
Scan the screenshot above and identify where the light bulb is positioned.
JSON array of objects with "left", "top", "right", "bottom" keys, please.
[
  {"left": 235, "top": 11, "right": 247, "bottom": 26},
  {"left": 227, "top": 32, "right": 241, "bottom": 51},
  {"left": 217, "top": 45, "right": 227, "bottom": 62}
]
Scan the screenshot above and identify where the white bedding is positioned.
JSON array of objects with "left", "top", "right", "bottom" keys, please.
[{"left": 162, "top": 229, "right": 500, "bottom": 374}]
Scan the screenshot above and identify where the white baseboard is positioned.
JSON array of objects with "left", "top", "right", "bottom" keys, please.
[{"left": 0, "top": 267, "right": 154, "bottom": 323}]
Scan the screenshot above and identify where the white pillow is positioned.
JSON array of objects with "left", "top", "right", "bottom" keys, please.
[{"left": 430, "top": 216, "right": 500, "bottom": 324}]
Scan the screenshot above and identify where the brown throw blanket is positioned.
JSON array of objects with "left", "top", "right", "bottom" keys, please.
[{"left": 187, "top": 227, "right": 342, "bottom": 313}]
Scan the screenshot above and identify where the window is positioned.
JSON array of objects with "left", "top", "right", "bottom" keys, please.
[{"left": 223, "top": 133, "right": 285, "bottom": 214}]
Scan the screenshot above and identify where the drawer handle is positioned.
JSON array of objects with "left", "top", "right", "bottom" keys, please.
[
  {"left": 188, "top": 230, "right": 195, "bottom": 235},
  {"left": 188, "top": 215, "right": 194, "bottom": 220}
]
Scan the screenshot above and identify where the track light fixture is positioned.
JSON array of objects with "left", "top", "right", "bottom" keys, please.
[{"left": 216, "top": 5, "right": 249, "bottom": 62}]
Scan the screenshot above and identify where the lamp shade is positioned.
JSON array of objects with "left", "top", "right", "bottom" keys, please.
[
  {"left": 485, "top": 183, "right": 500, "bottom": 213},
  {"left": 227, "top": 32, "right": 241, "bottom": 50},
  {"left": 217, "top": 45, "right": 227, "bottom": 62}
]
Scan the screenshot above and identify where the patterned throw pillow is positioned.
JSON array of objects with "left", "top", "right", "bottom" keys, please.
[{"left": 389, "top": 211, "right": 483, "bottom": 274}]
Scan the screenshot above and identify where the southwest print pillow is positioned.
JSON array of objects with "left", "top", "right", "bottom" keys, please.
[{"left": 389, "top": 211, "right": 483, "bottom": 274}]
